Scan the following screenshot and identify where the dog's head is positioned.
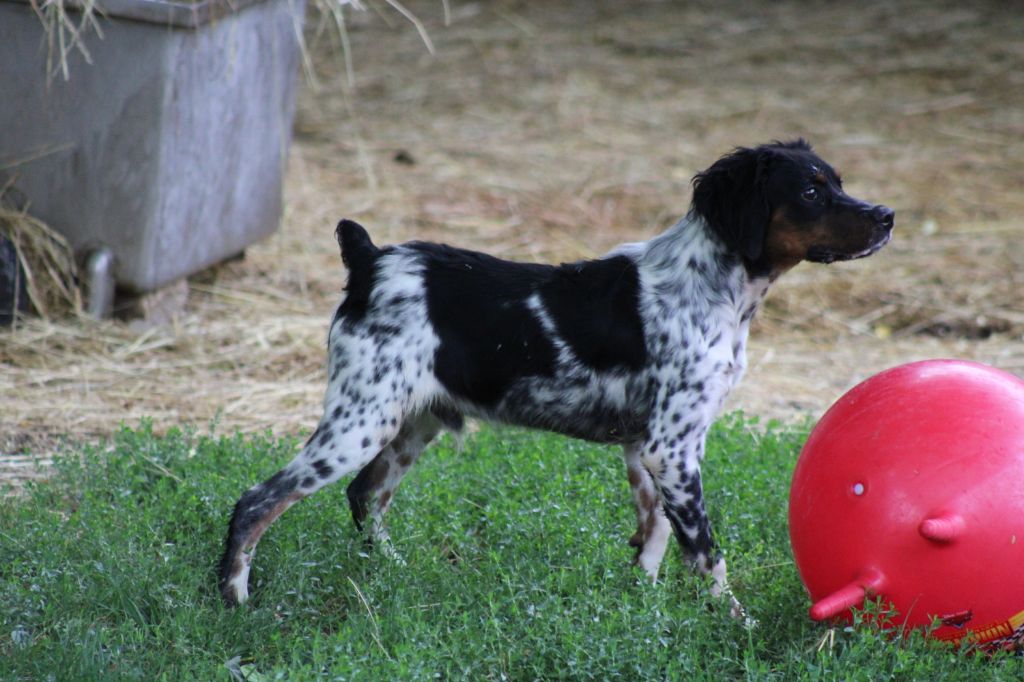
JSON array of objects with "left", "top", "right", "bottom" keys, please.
[{"left": 691, "top": 140, "right": 894, "bottom": 277}]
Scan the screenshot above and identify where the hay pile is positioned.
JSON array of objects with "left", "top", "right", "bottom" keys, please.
[
  {"left": 0, "top": 185, "right": 82, "bottom": 322},
  {"left": 3, "top": 0, "right": 1023, "bottom": 487}
]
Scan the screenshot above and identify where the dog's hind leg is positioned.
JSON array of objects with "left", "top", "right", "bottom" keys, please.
[
  {"left": 624, "top": 442, "right": 672, "bottom": 582},
  {"left": 346, "top": 412, "right": 441, "bottom": 553},
  {"left": 218, "top": 395, "right": 406, "bottom": 607}
]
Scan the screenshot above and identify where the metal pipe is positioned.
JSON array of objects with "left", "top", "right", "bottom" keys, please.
[{"left": 84, "top": 247, "right": 115, "bottom": 319}]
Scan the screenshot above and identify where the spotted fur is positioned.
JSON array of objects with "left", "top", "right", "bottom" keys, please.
[{"left": 218, "top": 140, "right": 894, "bottom": 611}]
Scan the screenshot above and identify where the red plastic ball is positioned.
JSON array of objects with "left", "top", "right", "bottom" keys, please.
[{"left": 789, "top": 359, "right": 1024, "bottom": 650}]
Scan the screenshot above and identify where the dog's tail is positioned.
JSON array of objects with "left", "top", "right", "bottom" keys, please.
[
  {"left": 336, "top": 219, "right": 380, "bottom": 269},
  {"left": 334, "top": 219, "right": 382, "bottom": 317}
]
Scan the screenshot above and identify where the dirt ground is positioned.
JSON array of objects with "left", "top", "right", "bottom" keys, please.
[{"left": 2, "top": 0, "right": 1023, "bottom": 485}]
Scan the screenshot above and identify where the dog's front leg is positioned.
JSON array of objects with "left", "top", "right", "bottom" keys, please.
[{"left": 642, "top": 400, "right": 745, "bottom": 618}]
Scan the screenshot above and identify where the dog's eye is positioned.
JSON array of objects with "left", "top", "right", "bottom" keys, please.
[{"left": 801, "top": 187, "right": 820, "bottom": 202}]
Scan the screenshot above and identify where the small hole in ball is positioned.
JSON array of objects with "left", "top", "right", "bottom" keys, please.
[{"left": 852, "top": 482, "right": 865, "bottom": 496}]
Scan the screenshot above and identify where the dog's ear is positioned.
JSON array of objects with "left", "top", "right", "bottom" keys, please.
[{"left": 690, "top": 146, "right": 774, "bottom": 261}]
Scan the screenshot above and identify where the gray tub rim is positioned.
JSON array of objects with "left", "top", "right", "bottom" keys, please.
[{"left": 2, "top": 0, "right": 284, "bottom": 29}]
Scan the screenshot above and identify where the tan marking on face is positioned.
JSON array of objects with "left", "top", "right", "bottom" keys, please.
[
  {"left": 762, "top": 207, "right": 841, "bottom": 276},
  {"left": 762, "top": 209, "right": 817, "bottom": 275},
  {"left": 764, "top": 198, "right": 887, "bottom": 276}
]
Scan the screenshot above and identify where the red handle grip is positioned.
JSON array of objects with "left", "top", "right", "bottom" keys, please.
[
  {"left": 809, "top": 568, "right": 887, "bottom": 621},
  {"left": 919, "top": 512, "right": 965, "bottom": 543}
]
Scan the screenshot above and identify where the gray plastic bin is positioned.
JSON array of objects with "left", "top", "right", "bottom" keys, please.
[{"left": 0, "top": 0, "right": 306, "bottom": 293}]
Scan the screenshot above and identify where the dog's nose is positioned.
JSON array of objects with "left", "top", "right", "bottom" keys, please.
[{"left": 870, "top": 205, "right": 895, "bottom": 229}]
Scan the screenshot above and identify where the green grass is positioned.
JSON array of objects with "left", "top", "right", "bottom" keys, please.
[{"left": 1, "top": 416, "right": 1021, "bottom": 680}]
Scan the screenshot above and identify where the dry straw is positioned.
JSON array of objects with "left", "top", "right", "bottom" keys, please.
[
  {"left": 3, "top": 1, "right": 1024, "bottom": 491},
  {"left": 28, "top": 0, "right": 105, "bottom": 83},
  {"left": 0, "top": 181, "right": 82, "bottom": 322},
  {"left": 27, "top": 0, "right": 443, "bottom": 85},
  {"left": 303, "top": 0, "right": 448, "bottom": 89}
]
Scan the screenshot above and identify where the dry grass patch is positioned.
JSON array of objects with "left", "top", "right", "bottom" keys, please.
[{"left": 3, "top": 0, "right": 1023, "bottom": 486}]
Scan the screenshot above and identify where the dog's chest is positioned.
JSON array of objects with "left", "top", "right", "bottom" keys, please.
[
  {"left": 646, "top": 285, "right": 763, "bottom": 418},
  {"left": 694, "top": 327, "right": 748, "bottom": 414},
  {"left": 655, "top": 318, "right": 744, "bottom": 394}
]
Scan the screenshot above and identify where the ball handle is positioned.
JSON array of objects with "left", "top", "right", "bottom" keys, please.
[
  {"left": 809, "top": 568, "right": 887, "bottom": 621},
  {"left": 918, "top": 512, "right": 965, "bottom": 543}
]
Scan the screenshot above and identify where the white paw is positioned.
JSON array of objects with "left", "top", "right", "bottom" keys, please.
[
  {"left": 636, "top": 515, "right": 671, "bottom": 583},
  {"left": 226, "top": 561, "right": 251, "bottom": 604},
  {"left": 374, "top": 534, "right": 407, "bottom": 566},
  {"left": 728, "top": 594, "right": 757, "bottom": 628},
  {"left": 708, "top": 557, "right": 755, "bottom": 626}
]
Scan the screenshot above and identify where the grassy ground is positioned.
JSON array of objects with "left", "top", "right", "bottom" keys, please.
[{"left": 2, "top": 419, "right": 1021, "bottom": 680}]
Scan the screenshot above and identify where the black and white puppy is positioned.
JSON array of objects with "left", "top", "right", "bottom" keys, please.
[{"left": 219, "top": 140, "right": 894, "bottom": 612}]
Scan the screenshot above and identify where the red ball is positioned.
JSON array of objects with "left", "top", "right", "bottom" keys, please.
[{"left": 789, "top": 360, "right": 1024, "bottom": 651}]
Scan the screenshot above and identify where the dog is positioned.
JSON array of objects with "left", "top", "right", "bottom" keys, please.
[{"left": 219, "top": 139, "right": 894, "bottom": 613}]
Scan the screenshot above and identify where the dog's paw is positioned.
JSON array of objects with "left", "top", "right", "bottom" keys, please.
[
  {"left": 727, "top": 594, "right": 758, "bottom": 628},
  {"left": 377, "top": 538, "right": 407, "bottom": 566}
]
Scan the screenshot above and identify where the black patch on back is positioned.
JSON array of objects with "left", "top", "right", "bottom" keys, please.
[
  {"left": 539, "top": 255, "right": 646, "bottom": 372},
  {"left": 420, "top": 243, "right": 558, "bottom": 406},
  {"left": 420, "top": 243, "right": 646, "bottom": 406}
]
